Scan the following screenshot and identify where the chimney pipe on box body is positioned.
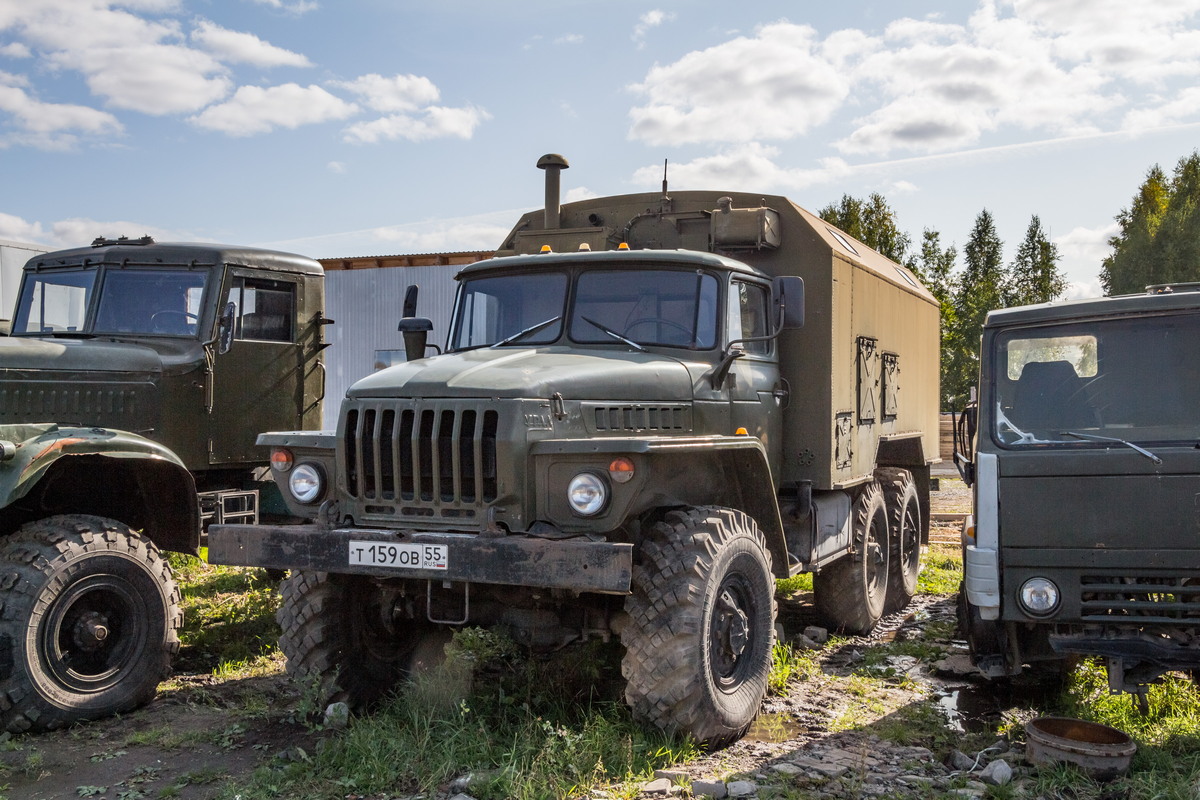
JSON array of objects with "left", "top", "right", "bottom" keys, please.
[{"left": 537, "top": 154, "right": 569, "bottom": 230}]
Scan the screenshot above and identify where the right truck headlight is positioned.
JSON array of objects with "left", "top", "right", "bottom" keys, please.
[
  {"left": 567, "top": 472, "right": 608, "bottom": 516},
  {"left": 289, "top": 463, "right": 325, "bottom": 504},
  {"left": 1019, "top": 577, "right": 1060, "bottom": 616}
]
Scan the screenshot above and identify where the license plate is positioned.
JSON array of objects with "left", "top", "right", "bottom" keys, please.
[{"left": 348, "top": 541, "right": 448, "bottom": 570}]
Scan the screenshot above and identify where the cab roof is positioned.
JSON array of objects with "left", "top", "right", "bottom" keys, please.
[
  {"left": 455, "top": 247, "right": 767, "bottom": 281},
  {"left": 27, "top": 240, "right": 324, "bottom": 277}
]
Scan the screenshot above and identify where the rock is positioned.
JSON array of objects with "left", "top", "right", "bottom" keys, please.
[
  {"left": 449, "top": 794, "right": 476, "bottom": 800},
  {"left": 792, "top": 634, "right": 821, "bottom": 651},
  {"left": 654, "top": 769, "right": 688, "bottom": 782},
  {"left": 769, "top": 762, "right": 803, "bottom": 776},
  {"left": 323, "top": 701, "right": 350, "bottom": 729},
  {"left": 979, "top": 759, "right": 1013, "bottom": 786},
  {"left": 949, "top": 748, "right": 977, "bottom": 772},
  {"left": 934, "top": 655, "right": 980, "bottom": 677},
  {"left": 691, "top": 779, "right": 727, "bottom": 799},
  {"left": 642, "top": 777, "right": 673, "bottom": 794},
  {"left": 726, "top": 780, "right": 756, "bottom": 797},
  {"left": 803, "top": 625, "right": 829, "bottom": 644}
]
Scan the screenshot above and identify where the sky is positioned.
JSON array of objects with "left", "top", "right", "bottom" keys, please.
[{"left": 4, "top": 1, "right": 1200, "bottom": 299}]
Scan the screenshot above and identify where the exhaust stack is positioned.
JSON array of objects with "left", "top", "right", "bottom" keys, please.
[{"left": 537, "top": 153, "right": 569, "bottom": 229}]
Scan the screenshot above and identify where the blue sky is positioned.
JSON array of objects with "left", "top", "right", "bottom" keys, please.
[{"left": 4, "top": 1, "right": 1200, "bottom": 298}]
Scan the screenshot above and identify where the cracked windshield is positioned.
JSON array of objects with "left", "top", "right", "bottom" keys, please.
[{"left": 994, "top": 312, "right": 1200, "bottom": 446}]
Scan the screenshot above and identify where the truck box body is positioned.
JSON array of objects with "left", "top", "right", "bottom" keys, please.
[{"left": 498, "top": 191, "right": 941, "bottom": 490}]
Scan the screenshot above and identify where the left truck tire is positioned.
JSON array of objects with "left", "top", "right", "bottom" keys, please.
[{"left": 0, "top": 515, "right": 182, "bottom": 732}]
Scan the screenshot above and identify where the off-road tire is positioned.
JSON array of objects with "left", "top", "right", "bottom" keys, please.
[
  {"left": 878, "top": 468, "right": 922, "bottom": 614},
  {"left": 277, "top": 571, "right": 445, "bottom": 710},
  {"left": 0, "top": 514, "right": 181, "bottom": 733},
  {"left": 621, "top": 506, "right": 776, "bottom": 749},
  {"left": 813, "top": 481, "right": 889, "bottom": 635}
]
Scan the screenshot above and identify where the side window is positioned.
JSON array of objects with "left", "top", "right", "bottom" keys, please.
[
  {"left": 228, "top": 277, "right": 295, "bottom": 342},
  {"left": 729, "top": 281, "right": 771, "bottom": 355}
]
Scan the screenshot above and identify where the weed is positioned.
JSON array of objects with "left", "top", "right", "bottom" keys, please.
[
  {"left": 769, "top": 642, "right": 820, "bottom": 695},
  {"left": 915, "top": 542, "right": 962, "bottom": 596}
]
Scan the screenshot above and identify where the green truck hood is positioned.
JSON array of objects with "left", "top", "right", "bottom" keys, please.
[
  {"left": 347, "top": 347, "right": 696, "bottom": 401},
  {"left": 0, "top": 336, "right": 162, "bottom": 376}
]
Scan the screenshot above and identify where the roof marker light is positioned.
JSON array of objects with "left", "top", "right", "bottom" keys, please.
[
  {"left": 735, "top": 427, "right": 749, "bottom": 435},
  {"left": 540, "top": 245, "right": 553, "bottom": 253},
  {"left": 578, "top": 243, "right": 591, "bottom": 251},
  {"left": 618, "top": 242, "right": 630, "bottom": 250}
]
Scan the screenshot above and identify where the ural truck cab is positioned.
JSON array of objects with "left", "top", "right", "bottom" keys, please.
[
  {"left": 211, "top": 155, "right": 940, "bottom": 747},
  {"left": 0, "top": 237, "right": 327, "bottom": 732},
  {"left": 956, "top": 286, "right": 1200, "bottom": 706}
]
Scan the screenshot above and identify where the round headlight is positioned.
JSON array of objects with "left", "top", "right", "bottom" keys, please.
[
  {"left": 1019, "top": 577, "right": 1060, "bottom": 616},
  {"left": 567, "top": 472, "right": 608, "bottom": 516},
  {"left": 289, "top": 463, "right": 324, "bottom": 504}
]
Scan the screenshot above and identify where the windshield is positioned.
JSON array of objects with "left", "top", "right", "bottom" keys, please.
[
  {"left": 12, "top": 267, "right": 208, "bottom": 337},
  {"left": 993, "top": 312, "right": 1200, "bottom": 446},
  {"left": 449, "top": 268, "right": 720, "bottom": 351}
]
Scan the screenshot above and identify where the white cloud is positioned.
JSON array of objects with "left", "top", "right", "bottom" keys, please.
[
  {"left": 630, "top": 144, "right": 855, "bottom": 194},
  {"left": 49, "top": 218, "right": 183, "bottom": 248},
  {"left": 190, "top": 19, "right": 312, "bottom": 68},
  {"left": 250, "top": 0, "right": 319, "bottom": 14},
  {"left": 332, "top": 73, "right": 440, "bottom": 113},
  {"left": 341, "top": 105, "right": 491, "bottom": 144},
  {"left": 628, "top": 22, "right": 851, "bottom": 146},
  {"left": 189, "top": 83, "right": 357, "bottom": 136},
  {"left": 1055, "top": 221, "right": 1117, "bottom": 265},
  {"left": 367, "top": 221, "right": 510, "bottom": 252},
  {"left": 0, "top": 212, "right": 46, "bottom": 243},
  {"left": 627, "top": 3, "right": 1200, "bottom": 156},
  {"left": 0, "top": 79, "right": 121, "bottom": 149},
  {"left": 632, "top": 10, "right": 674, "bottom": 48},
  {"left": 0, "top": 42, "right": 30, "bottom": 58},
  {"left": 327, "top": 160, "right": 346, "bottom": 174}
]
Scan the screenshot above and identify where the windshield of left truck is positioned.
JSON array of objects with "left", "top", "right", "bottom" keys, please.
[
  {"left": 12, "top": 268, "right": 208, "bottom": 336},
  {"left": 993, "top": 312, "right": 1200, "bottom": 446}
]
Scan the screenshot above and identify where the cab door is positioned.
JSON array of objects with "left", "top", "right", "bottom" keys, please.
[
  {"left": 208, "top": 270, "right": 304, "bottom": 465},
  {"left": 728, "top": 279, "right": 783, "bottom": 483}
]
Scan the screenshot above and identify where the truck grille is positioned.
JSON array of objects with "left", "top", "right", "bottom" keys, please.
[
  {"left": 344, "top": 403, "right": 498, "bottom": 512},
  {"left": 588, "top": 404, "right": 691, "bottom": 432},
  {"left": 1081, "top": 575, "right": 1200, "bottom": 625}
]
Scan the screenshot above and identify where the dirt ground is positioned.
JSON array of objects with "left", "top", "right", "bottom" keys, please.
[{"left": 1, "top": 477, "right": 975, "bottom": 800}]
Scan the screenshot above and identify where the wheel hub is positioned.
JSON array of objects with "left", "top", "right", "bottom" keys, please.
[
  {"left": 715, "top": 589, "right": 750, "bottom": 672},
  {"left": 72, "top": 611, "right": 111, "bottom": 652}
]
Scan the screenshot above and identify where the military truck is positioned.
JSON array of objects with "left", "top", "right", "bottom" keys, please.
[
  {"left": 0, "top": 237, "right": 327, "bottom": 732},
  {"left": 954, "top": 286, "right": 1200, "bottom": 709},
  {"left": 210, "top": 154, "right": 940, "bottom": 746}
]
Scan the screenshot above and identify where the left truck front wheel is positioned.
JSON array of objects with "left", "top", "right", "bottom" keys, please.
[{"left": 0, "top": 515, "right": 182, "bottom": 733}]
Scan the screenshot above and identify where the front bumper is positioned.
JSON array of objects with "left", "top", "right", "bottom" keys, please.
[{"left": 208, "top": 523, "right": 633, "bottom": 595}]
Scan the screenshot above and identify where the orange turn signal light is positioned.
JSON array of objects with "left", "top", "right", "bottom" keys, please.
[{"left": 608, "top": 457, "right": 635, "bottom": 484}]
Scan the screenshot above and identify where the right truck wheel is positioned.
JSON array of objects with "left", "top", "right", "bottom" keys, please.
[
  {"left": 814, "top": 481, "right": 890, "bottom": 635},
  {"left": 277, "top": 571, "right": 447, "bottom": 710},
  {"left": 877, "top": 468, "right": 922, "bottom": 614},
  {"left": 621, "top": 506, "right": 776, "bottom": 749}
]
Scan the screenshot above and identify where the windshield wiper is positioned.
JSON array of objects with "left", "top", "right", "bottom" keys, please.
[
  {"left": 581, "top": 317, "right": 645, "bottom": 351},
  {"left": 490, "top": 315, "right": 561, "bottom": 348},
  {"left": 1061, "top": 431, "right": 1163, "bottom": 465}
]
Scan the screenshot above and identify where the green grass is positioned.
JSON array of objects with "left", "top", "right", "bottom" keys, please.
[{"left": 168, "top": 554, "right": 281, "bottom": 675}]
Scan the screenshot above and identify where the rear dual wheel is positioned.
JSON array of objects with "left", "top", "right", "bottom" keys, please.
[
  {"left": 879, "top": 468, "right": 922, "bottom": 614},
  {"left": 814, "top": 482, "right": 890, "bottom": 635}
]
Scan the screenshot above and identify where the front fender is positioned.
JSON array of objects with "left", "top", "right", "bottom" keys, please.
[
  {"left": 532, "top": 435, "right": 790, "bottom": 578},
  {"left": 0, "top": 424, "right": 200, "bottom": 553}
]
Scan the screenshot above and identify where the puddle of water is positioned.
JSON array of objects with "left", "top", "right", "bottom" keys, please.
[
  {"left": 935, "top": 684, "right": 999, "bottom": 734},
  {"left": 744, "top": 712, "right": 810, "bottom": 743}
]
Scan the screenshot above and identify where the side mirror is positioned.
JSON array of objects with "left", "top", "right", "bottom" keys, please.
[
  {"left": 218, "top": 302, "right": 236, "bottom": 355},
  {"left": 398, "top": 284, "right": 431, "bottom": 361},
  {"left": 773, "top": 276, "right": 805, "bottom": 330}
]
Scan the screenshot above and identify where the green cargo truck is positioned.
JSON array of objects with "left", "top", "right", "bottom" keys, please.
[
  {"left": 955, "top": 285, "right": 1200, "bottom": 710},
  {"left": 210, "top": 155, "right": 940, "bottom": 746},
  {"left": 0, "top": 237, "right": 327, "bottom": 731}
]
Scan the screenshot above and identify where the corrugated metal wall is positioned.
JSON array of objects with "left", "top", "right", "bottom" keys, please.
[{"left": 322, "top": 265, "right": 461, "bottom": 428}]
